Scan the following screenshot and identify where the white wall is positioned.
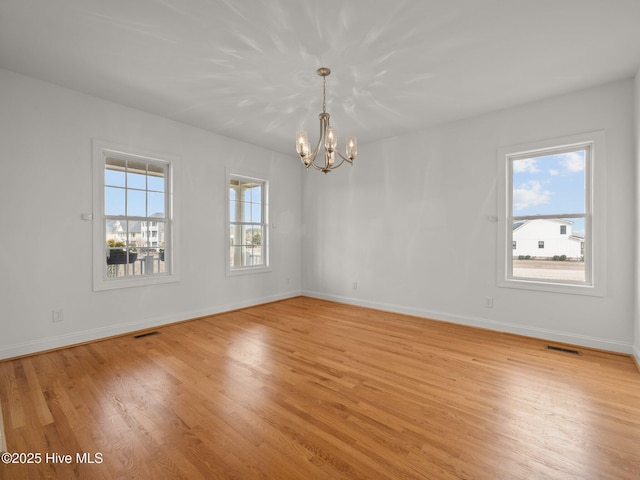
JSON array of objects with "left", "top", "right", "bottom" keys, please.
[
  {"left": 635, "top": 70, "right": 640, "bottom": 365},
  {"left": 302, "top": 78, "right": 636, "bottom": 354},
  {"left": 0, "top": 68, "right": 303, "bottom": 360}
]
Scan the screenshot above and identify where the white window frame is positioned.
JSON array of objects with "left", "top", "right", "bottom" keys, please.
[
  {"left": 225, "top": 169, "right": 270, "bottom": 276},
  {"left": 497, "top": 131, "right": 605, "bottom": 296},
  {"left": 92, "top": 139, "right": 180, "bottom": 291}
]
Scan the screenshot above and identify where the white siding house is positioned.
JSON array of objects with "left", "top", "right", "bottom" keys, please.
[{"left": 512, "top": 219, "right": 584, "bottom": 259}]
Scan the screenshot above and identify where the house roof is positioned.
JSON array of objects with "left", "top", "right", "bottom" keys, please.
[
  {"left": 512, "top": 218, "right": 584, "bottom": 240},
  {"left": 513, "top": 218, "right": 574, "bottom": 230}
]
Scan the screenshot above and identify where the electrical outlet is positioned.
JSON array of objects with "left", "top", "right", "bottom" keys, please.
[
  {"left": 483, "top": 297, "right": 494, "bottom": 308},
  {"left": 52, "top": 309, "right": 64, "bottom": 322},
  {"left": 352, "top": 282, "right": 358, "bottom": 290}
]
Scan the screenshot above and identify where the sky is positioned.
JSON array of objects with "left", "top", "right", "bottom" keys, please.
[{"left": 512, "top": 149, "right": 586, "bottom": 235}]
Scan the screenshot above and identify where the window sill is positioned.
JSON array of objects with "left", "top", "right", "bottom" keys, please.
[
  {"left": 94, "top": 273, "right": 179, "bottom": 291},
  {"left": 498, "top": 277, "right": 604, "bottom": 297},
  {"left": 226, "top": 266, "right": 272, "bottom": 277}
]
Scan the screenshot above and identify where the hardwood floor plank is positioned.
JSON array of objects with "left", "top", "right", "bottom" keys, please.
[
  {"left": 2, "top": 368, "right": 25, "bottom": 432},
  {"left": 1, "top": 296, "right": 639, "bottom": 479},
  {"left": 0, "top": 399, "right": 5, "bottom": 454}
]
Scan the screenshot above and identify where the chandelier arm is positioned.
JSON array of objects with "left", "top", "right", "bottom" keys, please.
[
  {"left": 306, "top": 161, "right": 324, "bottom": 172},
  {"left": 334, "top": 150, "right": 354, "bottom": 165},
  {"left": 328, "top": 158, "right": 346, "bottom": 171},
  {"left": 306, "top": 128, "right": 323, "bottom": 164},
  {"left": 306, "top": 111, "right": 329, "bottom": 165},
  {"left": 323, "top": 150, "right": 333, "bottom": 171},
  {"left": 307, "top": 154, "right": 345, "bottom": 173}
]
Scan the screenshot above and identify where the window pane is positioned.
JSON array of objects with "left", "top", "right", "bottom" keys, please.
[
  {"left": 106, "top": 220, "right": 126, "bottom": 248},
  {"left": 127, "top": 171, "right": 147, "bottom": 190},
  {"left": 230, "top": 200, "right": 238, "bottom": 221},
  {"left": 147, "top": 164, "right": 165, "bottom": 192},
  {"left": 105, "top": 168, "right": 125, "bottom": 187},
  {"left": 127, "top": 220, "right": 141, "bottom": 249},
  {"left": 127, "top": 189, "right": 146, "bottom": 216},
  {"left": 230, "top": 200, "right": 253, "bottom": 222},
  {"left": 105, "top": 187, "right": 125, "bottom": 215},
  {"left": 512, "top": 218, "right": 585, "bottom": 282},
  {"left": 105, "top": 156, "right": 126, "bottom": 188},
  {"left": 148, "top": 192, "right": 164, "bottom": 217},
  {"left": 229, "top": 245, "right": 244, "bottom": 267},
  {"left": 251, "top": 203, "right": 262, "bottom": 223},
  {"left": 159, "top": 245, "right": 167, "bottom": 267},
  {"left": 246, "top": 245, "right": 262, "bottom": 265},
  {"left": 246, "top": 226, "right": 262, "bottom": 247},
  {"left": 240, "top": 182, "right": 251, "bottom": 202},
  {"left": 105, "top": 221, "right": 140, "bottom": 278},
  {"left": 230, "top": 223, "right": 242, "bottom": 246},
  {"left": 512, "top": 150, "right": 585, "bottom": 215},
  {"left": 147, "top": 176, "right": 164, "bottom": 192},
  {"left": 155, "top": 221, "right": 166, "bottom": 247},
  {"left": 241, "top": 225, "right": 256, "bottom": 245},
  {"left": 251, "top": 184, "right": 262, "bottom": 203}
]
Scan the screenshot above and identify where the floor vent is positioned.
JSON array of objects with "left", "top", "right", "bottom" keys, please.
[
  {"left": 546, "top": 345, "right": 581, "bottom": 355},
  {"left": 134, "top": 331, "right": 159, "bottom": 339}
]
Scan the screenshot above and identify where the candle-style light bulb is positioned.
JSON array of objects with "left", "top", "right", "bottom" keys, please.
[
  {"left": 346, "top": 136, "right": 357, "bottom": 160},
  {"left": 325, "top": 126, "right": 337, "bottom": 151},
  {"left": 296, "top": 131, "right": 309, "bottom": 157}
]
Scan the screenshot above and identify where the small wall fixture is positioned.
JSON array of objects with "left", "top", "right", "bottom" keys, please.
[{"left": 296, "top": 67, "right": 357, "bottom": 173}]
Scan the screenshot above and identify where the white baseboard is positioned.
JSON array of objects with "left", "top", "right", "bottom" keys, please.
[
  {"left": 0, "top": 291, "right": 301, "bottom": 361},
  {"left": 302, "top": 290, "right": 634, "bottom": 355}
]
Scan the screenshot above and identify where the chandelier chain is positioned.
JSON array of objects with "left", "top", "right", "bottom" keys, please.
[{"left": 322, "top": 75, "right": 327, "bottom": 114}]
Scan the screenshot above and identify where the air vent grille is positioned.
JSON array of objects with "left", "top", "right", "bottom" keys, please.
[
  {"left": 547, "top": 345, "right": 581, "bottom": 355},
  {"left": 134, "top": 331, "right": 160, "bottom": 339}
]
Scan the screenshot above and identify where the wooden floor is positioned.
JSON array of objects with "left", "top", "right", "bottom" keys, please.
[{"left": 1, "top": 296, "right": 639, "bottom": 479}]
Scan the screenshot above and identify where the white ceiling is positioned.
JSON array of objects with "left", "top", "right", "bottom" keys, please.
[{"left": 2, "top": 0, "right": 640, "bottom": 155}]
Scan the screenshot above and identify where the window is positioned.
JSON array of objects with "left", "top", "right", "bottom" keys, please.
[
  {"left": 93, "top": 140, "right": 178, "bottom": 290},
  {"left": 226, "top": 172, "right": 269, "bottom": 274},
  {"left": 497, "top": 131, "right": 604, "bottom": 296}
]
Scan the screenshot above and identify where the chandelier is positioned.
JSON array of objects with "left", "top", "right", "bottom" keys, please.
[{"left": 296, "top": 67, "right": 357, "bottom": 173}]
